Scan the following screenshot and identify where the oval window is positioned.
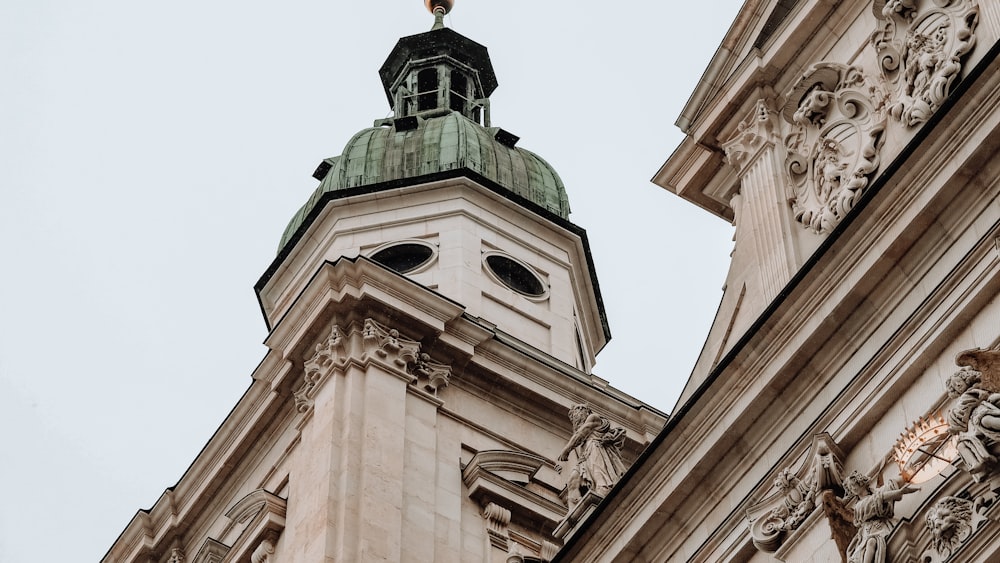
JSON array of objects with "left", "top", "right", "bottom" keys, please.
[
  {"left": 370, "top": 242, "right": 435, "bottom": 274},
  {"left": 484, "top": 254, "right": 547, "bottom": 298}
]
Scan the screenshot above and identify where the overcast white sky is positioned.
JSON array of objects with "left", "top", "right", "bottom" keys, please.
[{"left": 0, "top": 1, "right": 743, "bottom": 560}]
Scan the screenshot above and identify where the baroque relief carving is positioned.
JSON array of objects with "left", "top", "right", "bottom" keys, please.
[
  {"left": 294, "top": 324, "right": 346, "bottom": 413},
  {"left": 926, "top": 496, "right": 975, "bottom": 559},
  {"left": 167, "top": 548, "right": 186, "bottom": 563},
  {"left": 872, "top": 0, "right": 980, "bottom": 126},
  {"left": 362, "top": 318, "right": 420, "bottom": 367},
  {"left": 723, "top": 99, "right": 782, "bottom": 172},
  {"left": 250, "top": 535, "right": 277, "bottom": 563},
  {"left": 411, "top": 352, "right": 451, "bottom": 395},
  {"left": 748, "top": 433, "right": 846, "bottom": 552},
  {"left": 293, "top": 319, "right": 454, "bottom": 413},
  {"left": 782, "top": 63, "right": 887, "bottom": 234}
]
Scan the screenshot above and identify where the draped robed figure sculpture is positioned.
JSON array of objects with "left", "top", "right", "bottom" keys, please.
[{"left": 556, "top": 404, "right": 628, "bottom": 507}]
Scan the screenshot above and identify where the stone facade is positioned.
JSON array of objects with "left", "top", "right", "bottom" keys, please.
[{"left": 561, "top": 0, "right": 1000, "bottom": 561}]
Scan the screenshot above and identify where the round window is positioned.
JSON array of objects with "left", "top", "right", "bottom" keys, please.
[
  {"left": 370, "top": 241, "right": 436, "bottom": 274},
  {"left": 484, "top": 253, "right": 547, "bottom": 298}
]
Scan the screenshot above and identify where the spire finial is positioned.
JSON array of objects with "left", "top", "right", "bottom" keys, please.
[{"left": 425, "top": 0, "right": 453, "bottom": 30}]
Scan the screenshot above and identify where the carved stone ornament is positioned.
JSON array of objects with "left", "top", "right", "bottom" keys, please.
[
  {"left": 250, "top": 536, "right": 276, "bottom": 563},
  {"left": 747, "top": 433, "right": 846, "bottom": 552},
  {"left": 293, "top": 324, "right": 346, "bottom": 413},
  {"left": 293, "top": 319, "right": 453, "bottom": 413},
  {"left": 167, "top": 548, "right": 186, "bottom": 563},
  {"left": 782, "top": 63, "right": 887, "bottom": 234},
  {"left": 926, "top": 496, "right": 975, "bottom": 559},
  {"left": 872, "top": 0, "right": 980, "bottom": 126},
  {"left": 410, "top": 352, "right": 451, "bottom": 395},
  {"left": 484, "top": 502, "right": 513, "bottom": 550},
  {"left": 722, "top": 99, "right": 781, "bottom": 172},
  {"left": 362, "top": 318, "right": 420, "bottom": 367}
]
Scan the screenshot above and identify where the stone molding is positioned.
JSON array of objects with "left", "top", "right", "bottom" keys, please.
[
  {"left": 220, "top": 489, "right": 286, "bottom": 563},
  {"left": 782, "top": 63, "right": 887, "bottom": 234},
  {"left": 872, "top": 0, "right": 980, "bottom": 127},
  {"left": 747, "top": 433, "right": 847, "bottom": 552},
  {"left": 462, "top": 450, "right": 566, "bottom": 527},
  {"left": 191, "top": 539, "right": 228, "bottom": 563}
]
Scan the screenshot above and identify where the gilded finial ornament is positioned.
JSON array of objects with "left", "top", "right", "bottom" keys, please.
[
  {"left": 426, "top": 0, "right": 453, "bottom": 30},
  {"left": 425, "top": 0, "right": 454, "bottom": 15}
]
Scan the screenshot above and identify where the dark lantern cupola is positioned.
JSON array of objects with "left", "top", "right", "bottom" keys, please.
[{"left": 379, "top": 0, "right": 498, "bottom": 124}]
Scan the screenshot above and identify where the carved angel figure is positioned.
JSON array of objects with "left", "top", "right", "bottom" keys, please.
[
  {"left": 926, "top": 496, "right": 974, "bottom": 557},
  {"left": 843, "top": 471, "right": 918, "bottom": 563},
  {"left": 556, "top": 404, "right": 627, "bottom": 507},
  {"left": 946, "top": 368, "right": 1000, "bottom": 479}
]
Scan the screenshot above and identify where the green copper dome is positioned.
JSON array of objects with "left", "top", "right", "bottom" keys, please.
[
  {"left": 279, "top": 110, "right": 570, "bottom": 250},
  {"left": 278, "top": 18, "right": 572, "bottom": 252}
]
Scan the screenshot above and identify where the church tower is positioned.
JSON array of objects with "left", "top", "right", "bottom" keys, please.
[{"left": 104, "top": 4, "right": 663, "bottom": 562}]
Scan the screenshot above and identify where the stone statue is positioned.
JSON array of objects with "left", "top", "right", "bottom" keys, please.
[
  {"left": 946, "top": 368, "right": 1000, "bottom": 480},
  {"left": 842, "top": 471, "right": 917, "bottom": 563},
  {"left": 556, "top": 404, "right": 627, "bottom": 506}
]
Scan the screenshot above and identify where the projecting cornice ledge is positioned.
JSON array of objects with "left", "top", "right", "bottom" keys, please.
[
  {"left": 652, "top": 137, "right": 738, "bottom": 222},
  {"left": 262, "top": 256, "right": 470, "bottom": 358}
]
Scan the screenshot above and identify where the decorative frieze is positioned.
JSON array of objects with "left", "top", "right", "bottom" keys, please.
[
  {"left": 410, "top": 352, "right": 451, "bottom": 395},
  {"left": 723, "top": 99, "right": 782, "bottom": 172},
  {"left": 782, "top": 63, "right": 887, "bottom": 234},
  {"left": 872, "top": 0, "right": 980, "bottom": 126},
  {"left": 363, "top": 318, "right": 420, "bottom": 367}
]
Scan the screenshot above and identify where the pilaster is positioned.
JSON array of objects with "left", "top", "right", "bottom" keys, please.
[{"left": 723, "top": 99, "right": 800, "bottom": 305}]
